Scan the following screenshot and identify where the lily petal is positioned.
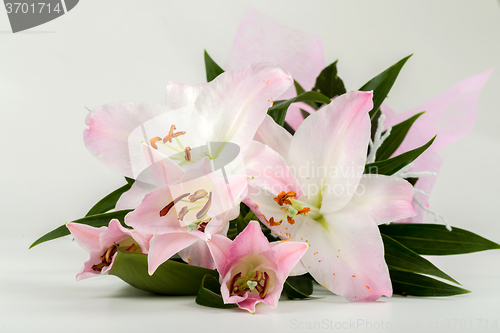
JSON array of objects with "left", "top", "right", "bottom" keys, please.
[
  {"left": 66, "top": 222, "right": 104, "bottom": 253},
  {"left": 195, "top": 63, "right": 293, "bottom": 154},
  {"left": 206, "top": 234, "right": 233, "bottom": 276},
  {"left": 236, "top": 298, "right": 259, "bottom": 314},
  {"left": 165, "top": 82, "right": 206, "bottom": 111},
  {"left": 125, "top": 188, "right": 183, "bottom": 235},
  {"left": 244, "top": 140, "right": 301, "bottom": 197},
  {"left": 178, "top": 239, "right": 216, "bottom": 269},
  {"left": 352, "top": 174, "right": 416, "bottom": 224},
  {"left": 254, "top": 115, "right": 293, "bottom": 157},
  {"left": 84, "top": 102, "right": 168, "bottom": 178},
  {"left": 295, "top": 202, "right": 392, "bottom": 301},
  {"left": 226, "top": 221, "right": 275, "bottom": 265},
  {"left": 271, "top": 241, "right": 309, "bottom": 281},
  {"left": 288, "top": 91, "right": 373, "bottom": 212},
  {"left": 147, "top": 232, "right": 200, "bottom": 275}
]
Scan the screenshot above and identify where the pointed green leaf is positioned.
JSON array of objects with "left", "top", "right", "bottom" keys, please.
[
  {"left": 300, "top": 109, "right": 310, "bottom": 120},
  {"left": 360, "top": 55, "right": 412, "bottom": 119},
  {"left": 383, "top": 234, "right": 459, "bottom": 284},
  {"left": 204, "top": 50, "right": 224, "bottom": 82},
  {"left": 196, "top": 274, "right": 237, "bottom": 309},
  {"left": 365, "top": 135, "right": 436, "bottom": 175},
  {"left": 294, "top": 80, "right": 306, "bottom": 95},
  {"left": 283, "top": 122, "right": 295, "bottom": 135},
  {"left": 376, "top": 112, "right": 425, "bottom": 161},
  {"left": 379, "top": 224, "right": 500, "bottom": 255},
  {"left": 312, "top": 60, "right": 346, "bottom": 101},
  {"left": 29, "top": 210, "right": 132, "bottom": 249},
  {"left": 268, "top": 91, "right": 330, "bottom": 126},
  {"left": 110, "top": 250, "right": 217, "bottom": 295},
  {"left": 390, "top": 270, "right": 470, "bottom": 296},
  {"left": 294, "top": 80, "right": 319, "bottom": 109},
  {"left": 85, "top": 178, "right": 134, "bottom": 216}
]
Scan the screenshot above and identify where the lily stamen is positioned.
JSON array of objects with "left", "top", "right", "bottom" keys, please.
[
  {"left": 163, "top": 124, "right": 186, "bottom": 143},
  {"left": 273, "top": 191, "right": 297, "bottom": 206},
  {"left": 93, "top": 244, "right": 118, "bottom": 272},
  {"left": 149, "top": 136, "right": 162, "bottom": 149},
  {"left": 184, "top": 146, "right": 192, "bottom": 161},
  {"left": 159, "top": 193, "right": 190, "bottom": 217}
]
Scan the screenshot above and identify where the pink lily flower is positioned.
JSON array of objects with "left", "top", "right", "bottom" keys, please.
[
  {"left": 125, "top": 157, "right": 250, "bottom": 274},
  {"left": 66, "top": 219, "right": 151, "bottom": 281},
  {"left": 207, "top": 221, "right": 308, "bottom": 313},
  {"left": 84, "top": 63, "right": 292, "bottom": 272},
  {"left": 244, "top": 91, "right": 416, "bottom": 301},
  {"left": 84, "top": 63, "right": 293, "bottom": 181},
  {"left": 226, "top": 8, "right": 491, "bottom": 226}
]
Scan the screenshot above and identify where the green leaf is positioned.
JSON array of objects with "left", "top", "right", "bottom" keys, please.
[
  {"left": 110, "top": 249, "right": 217, "bottom": 295},
  {"left": 312, "top": 60, "right": 346, "bottom": 100},
  {"left": 365, "top": 135, "right": 436, "bottom": 175},
  {"left": 29, "top": 210, "right": 132, "bottom": 249},
  {"left": 196, "top": 274, "right": 237, "bottom": 309},
  {"left": 294, "top": 80, "right": 319, "bottom": 109},
  {"left": 300, "top": 109, "right": 310, "bottom": 120},
  {"left": 383, "top": 234, "right": 459, "bottom": 284},
  {"left": 268, "top": 91, "right": 331, "bottom": 126},
  {"left": 283, "top": 275, "right": 314, "bottom": 300},
  {"left": 379, "top": 224, "right": 500, "bottom": 255},
  {"left": 390, "top": 270, "right": 470, "bottom": 297},
  {"left": 283, "top": 275, "right": 322, "bottom": 300},
  {"left": 376, "top": 112, "right": 425, "bottom": 161},
  {"left": 204, "top": 50, "right": 224, "bottom": 82},
  {"left": 360, "top": 54, "right": 412, "bottom": 119},
  {"left": 294, "top": 80, "right": 306, "bottom": 95},
  {"left": 85, "top": 178, "right": 134, "bottom": 216}
]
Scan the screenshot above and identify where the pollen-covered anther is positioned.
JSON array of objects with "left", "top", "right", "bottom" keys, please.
[
  {"left": 177, "top": 206, "right": 188, "bottom": 221},
  {"left": 125, "top": 243, "right": 136, "bottom": 252},
  {"left": 273, "top": 191, "right": 297, "bottom": 206},
  {"left": 283, "top": 233, "right": 292, "bottom": 241},
  {"left": 297, "top": 207, "right": 311, "bottom": 215},
  {"left": 184, "top": 146, "right": 192, "bottom": 161},
  {"left": 197, "top": 219, "right": 210, "bottom": 233},
  {"left": 286, "top": 215, "right": 295, "bottom": 225},
  {"left": 162, "top": 124, "right": 186, "bottom": 143},
  {"left": 196, "top": 192, "right": 212, "bottom": 220},
  {"left": 92, "top": 244, "right": 118, "bottom": 272},
  {"left": 189, "top": 189, "right": 208, "bottom": 202},
  {"left": 149, "top": 136, "right": 162, "bottom": 149},
  {"left": 159, "top": 193, "right": 190, "bottom": 217},
  {"left": 268, "top": 217, "right": 282, "bottom": 227}
]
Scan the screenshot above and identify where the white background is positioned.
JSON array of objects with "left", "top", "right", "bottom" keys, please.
[{"left": 1, "top": 1, "right": 500, "bottom": 332}]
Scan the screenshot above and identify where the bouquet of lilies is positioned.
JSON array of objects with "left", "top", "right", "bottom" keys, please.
[
  {"left": 31, "top": 10, "right": 499, "bottom": 313},
  {"left": 31, "top": 50, "right": 499, "bottom": 313}
]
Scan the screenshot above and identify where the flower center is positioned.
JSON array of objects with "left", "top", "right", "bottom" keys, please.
[
  {"left": 268, "top": 191, "right": 319, "bottom": 226},
  {"left": 91, "top": 241, "right": 139, "bottom": 272},
  {"left": 159, "top": 189, "right": 213, "bottom": 231},
  {"left": 228, "top": 270, "right": 270, "bottom": 298},
  {"left": 148, "top": 124, "right": 192, "bottom": 165}
]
